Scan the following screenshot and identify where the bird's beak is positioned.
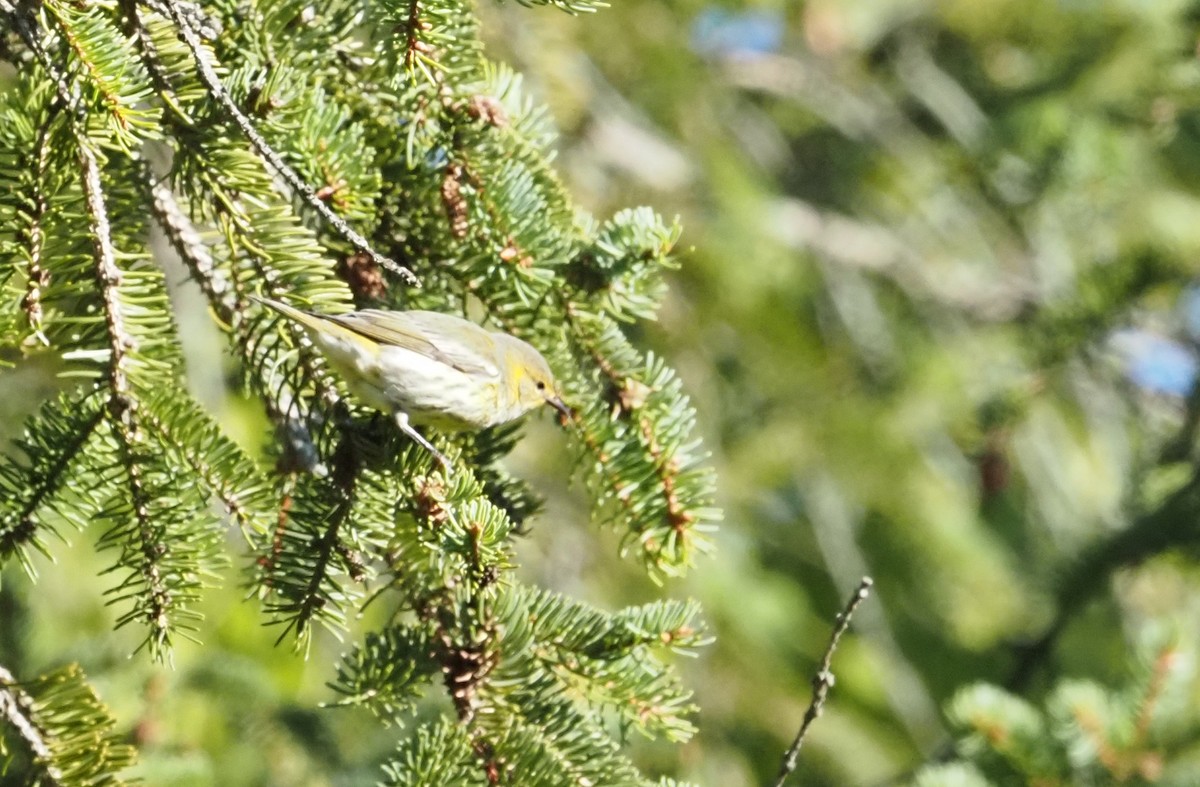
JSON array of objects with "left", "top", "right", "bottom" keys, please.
[{"left": 546, "top": 396, "right": 574, "bottom": 420}]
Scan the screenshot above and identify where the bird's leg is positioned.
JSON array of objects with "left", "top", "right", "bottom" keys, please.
[{"left": 393, "top": 410, "right": 450, "bottom": 469}]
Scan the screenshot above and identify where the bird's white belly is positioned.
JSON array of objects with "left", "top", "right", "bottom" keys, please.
[
  {"left": 362, "top": 346, "right": 501, "bottom": 429},
  {"left": 306, "top": 331, "right": 505, "bottom": 429}
]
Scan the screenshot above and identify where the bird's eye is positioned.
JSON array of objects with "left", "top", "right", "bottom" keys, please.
[{"left": 536, "top": 381, "right": 546, "bottom": 391}]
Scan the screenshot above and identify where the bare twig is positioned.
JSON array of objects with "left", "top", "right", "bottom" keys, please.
[
  {"left": 157, "top": 0, "right": 421, "bottom": 287},
  {"left": 773, "top": 576, "right": 874, "bottom": 787}
]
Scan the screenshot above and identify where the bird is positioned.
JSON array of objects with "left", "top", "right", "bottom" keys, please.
[{"left": 254, "top": 296, "right": 571, "bottom": 466}]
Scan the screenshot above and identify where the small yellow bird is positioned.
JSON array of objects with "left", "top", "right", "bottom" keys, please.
[{"left": 255, "top": 297, "right": 571, "bottom": 466}]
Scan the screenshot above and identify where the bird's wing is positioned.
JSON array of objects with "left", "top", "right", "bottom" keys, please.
[{"left": 328, "top": 310, "right": 500, "bottom": 378}]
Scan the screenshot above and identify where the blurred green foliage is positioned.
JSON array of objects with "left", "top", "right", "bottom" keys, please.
[
  {"left": 486, "top": 0, "right": 1200, "bottom": 783},
  {"left": 8, "top": 0, "right": 1200, "bottom": 784}
]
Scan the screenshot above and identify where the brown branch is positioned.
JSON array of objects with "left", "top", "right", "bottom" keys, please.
[
  {"left": 404, "top": 0, "right": 424, "bottom": 73},
  {"left": 773, "top": 577, "right": 874, "bottom": 787},
  {"left": 79, "top": 129, "right": 173, "bottom": 655},
  {"left": 24, "top": 0, "right": 174, "bottom": 651},
  {"left": 254, "top": 476, "right": 294, "bottom": 588},
  {"left": 19, "top": 113, "right": 54, "bottom": 346}
]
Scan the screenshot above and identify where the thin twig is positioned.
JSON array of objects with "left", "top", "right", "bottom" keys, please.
[
  {"left": 157, "top": 0, "right": 421, "bottom": 287},
  {"left": 773, "top": 576, "right": 874, "bottom": 787}
]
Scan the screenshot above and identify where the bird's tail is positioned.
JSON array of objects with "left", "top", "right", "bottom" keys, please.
[
  {"left": 252, "top": 296, "right": 377, "bottom": 351},
  {"left": 252, "top": 296, "right": 341, "bottom": 336}
]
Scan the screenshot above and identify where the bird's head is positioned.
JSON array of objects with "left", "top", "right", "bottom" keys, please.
[{"left": 502, "top": 337, "right": 572, "bottom": 421}]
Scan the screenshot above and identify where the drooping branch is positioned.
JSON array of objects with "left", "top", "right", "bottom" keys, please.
[
  {"left": 285, "top": 436, "right": 359, "bottom": 643},
  {"left": 0, "top": 2, "right": 74, "bottom": 114},
  {"left": 79, "top": 130, "right": 181, "bottom": 658},
  {"left": 144, "top": 162, "right": 342, "bottom": 475},
  {"left": 157, "top": 0, "right": 420, "bottom": 286}
]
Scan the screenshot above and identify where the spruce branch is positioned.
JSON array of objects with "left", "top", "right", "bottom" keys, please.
[
  {"left": 1131, "top": 643, "right": 1175, "bottom": 746},
  {"left": 137, "top": 387, "right": 273, "bottom": 540},
  {"left": 402, "top": 0, "right": 426, "bottom": 76},
  {"left": 146, "top": 151, "right": 346, "bottom": 461},
  {"left": 120, "top": 0, "right": 185, "bottom": 118},
  {"left": 0, "top": 664, "right": 55, "bottom": 778},
  {"left": 358, "top": 24, "right": 720, "bottom": 577},
  {"left": 0, "top": 82, "right": 104, "bottom": 356},
  {"left": 379, "top": 717, "right": 482, "bottom": 786},
  {"left": 470, "top": 690, "right": 646, "bottom": 786},
  {"left": 79, "top": 125, "right": 132, "bottom": 403},
  {"left": 1, "top": 1, "right": 75, "bottom": 114},
  {"left": 383, "top": 0, "right": 484, "bottom": 83},
  {"left": 507, "top": 0, "right": 610, "bottom": 13},
  {"left": 512, "top": 587, "right": 707, "bottom": 741},
  {"left": 40, "top": 0, "right": 158, "bottom": 150},
  {"left": 0, "top": 389, "right": 106, "bottom": 574},
  {"left": 260, "top": 473, "right": 358, "bottom": 647},
  {"left": 139, "top": 15, "right": 357, "bottom": 429},
  {"left": 254, "top": 472, "right": 298, "bottom": 594},
  {"left": 258, "top": 83, "right": 382, "bottom": 226},
  {"left": 2, "top": 0, "right": 719, "bottom": 780},
  {"left": 562, "top": 309, "right": 718, "bottom": 576},
  {"left": 286, "top": 437, "right": 360, "bottom": 643},
  {"left": 75, "top": 117, "right": 177, "bottom": 659},
  {"left": 17, "top": 17, "right": 223, "bottom": 658},
  {"left": 140, "top": 0, "right": 219, "bottom": 40},
  {"left": 773, "top": 577, "right": 873, "bottom": 787},
  {"left": 329, "top": 623, "right": 439, "bottom": 720},
  {"left": 157, "top": 0, "right": 420, "bottom": 286},
  {"left": 141, "top": 86, "right": 349, "bottom": 456},
  {"left": 932, "top": 633, "right": 1195, "bottom": 784},
  {"left": 258, "top": 425, "right": 412, "bottom": 645},
  {"left": 0, "top": 662, "right": 136, "bottom": 785}
]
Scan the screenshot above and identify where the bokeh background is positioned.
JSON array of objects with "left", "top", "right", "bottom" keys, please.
[
  {"left": 8, "top": 0, "right": 1200, "bottom": 784},
  {"left": 497, "top": 1, "right": 1200, "bottom": 783}
]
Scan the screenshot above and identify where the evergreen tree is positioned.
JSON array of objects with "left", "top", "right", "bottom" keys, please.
[{"left": 0, "top": 0, "right": 718, "bottom": 782}]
